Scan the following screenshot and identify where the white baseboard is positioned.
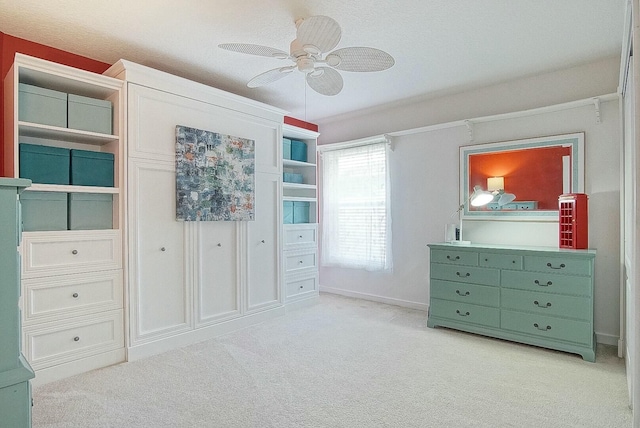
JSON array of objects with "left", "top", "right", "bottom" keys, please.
[
  {"left": 319, "top": 285, "right": 428, "bottom": 311},
  {"left": 595, "top": 332, "right": 620, "bottom": 346},
  {"left": 31, "top": 348, "right": 126, "bottom": 387},
  {"left": 285, "top": 294, "right": 320, "bottom": 312}
]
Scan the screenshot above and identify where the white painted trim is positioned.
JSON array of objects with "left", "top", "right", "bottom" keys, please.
[
  {"left": 31, "top": 348, "right": 125, "bottom": 387},
  {"left": 285, "top": 295, "right": 320, "bottom": 312},
  {"left": 596, "top": 332, "right": 621, "bottom": 347},
  {"left": 317, "top": 134, "right": 389, "bottom": 152},
  {"left": 319, "top": 285, "right": 428, "bottom": 311}
]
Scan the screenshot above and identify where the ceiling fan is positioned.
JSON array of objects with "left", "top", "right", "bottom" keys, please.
[{"left": 219, "top": 15, "right": 395, "bottom": 96}]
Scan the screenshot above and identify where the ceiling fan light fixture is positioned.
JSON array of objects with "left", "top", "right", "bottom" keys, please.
[
  {"left": 325, "top": 54, "right": 341, "bottom": 67},
  {"left": 302, "top": 44, "right": 321, "bottom": 56},
  {"left": 297, "top": 57, "right": 316, "bottom": 73}
]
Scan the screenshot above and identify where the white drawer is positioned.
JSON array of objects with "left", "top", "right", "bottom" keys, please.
[
  {"left": 286, "top": 274, "right": 318, "bottom": 299},
  {"left": 23, "top": 310, "right": 124, "bottom": 370},
  {"left": 284, "top": 248, "right": 318, "bottom": 274},
  {"left": 283, "top": 224, "right": 317, "bottom": 249},
  {"left": 22, "top": 230, "right": 122, "bottom": 278},
  {"left": 23, "top": 270, "right": 123, "bottom": 324}
]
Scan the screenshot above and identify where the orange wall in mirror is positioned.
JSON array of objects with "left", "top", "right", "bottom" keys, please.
[{"left": 468, "top": 146, "right": 571, "bottom": 209}]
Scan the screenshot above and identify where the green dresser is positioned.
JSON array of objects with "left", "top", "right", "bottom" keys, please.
[
  {"left": 427, "top": 243, "right": 596, "bottom": 362},
  {"left": 0, "top": 178, "right": 35, "bottom": 426}
]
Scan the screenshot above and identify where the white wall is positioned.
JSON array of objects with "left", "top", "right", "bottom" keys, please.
[{"left": 318, "top": 58, "right": 622, "bottom": 344}]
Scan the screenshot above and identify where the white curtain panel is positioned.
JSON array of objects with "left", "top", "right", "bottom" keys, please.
[{"left": 321, "top": 141, "right": 392, "bottom": 271}]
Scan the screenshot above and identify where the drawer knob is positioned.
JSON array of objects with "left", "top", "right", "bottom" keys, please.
[
  {"left": 72, "top": 293, "right": 79, "bottom": 298},
  {"left": 299, "top": 260, "right": 304, "bottom": 264},
  {"left": 533, "top": 323, "right": 551, "bottom": 331},
  {"left": 455, "top": 271, "right": 470, "bottom": 278},
  {"left": 217, "top": 243, "right": 222, "bottom": 247},
  {"left": 546, "top": 262, "right": 566, "bottom": 270},
  {"left": 447, "top": 255, "right": 460, "bottom": 261},
  {"left": 455, "top": 290, "right": 470, "bottom": 297},
  {"left": 534, "top": 280, "right": 553, "bottom": 287},
  {"left": 161, "top": 247, "right": 166, "bottom": 252},
  {"left": 299, "top": 285, "right": 304, "bottom": 289},
  {"left": 533, "top": 300, "right": 552, "bottom": 308},
  {"left": 455, "top": 310, "right": 470, "bottom": 317},
  {"left": 71, "top": 249, "right": 78, "bottom": 255},
  {"left": 299, "top": 235, "right": 303, "bottom": 239},
  {"left": 73, "top": 336, "right": 80, "bottom": 342},
  {"left": 261, "top": 240, "right": 266, "bottom": 244}
]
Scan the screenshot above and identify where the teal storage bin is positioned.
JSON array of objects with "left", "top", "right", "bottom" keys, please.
[
  {"left": 293, "top": 201, "right": 310, "bottom": 224},
  {"left": 68, "top": 193, "right": 113, "bottom": 230},
  {"left": 290, "top": 140, "right": 307, "bottom": 162},
  {"left": 19, "top": 143, "right": 70, "bottom": 185},
  {"left": 70, "top": 149, "right": 114, "bottom": 187},
  {"left": 20, "top": 191, "right": 68, "bottom": 231},
  {"left": 283, "top": 172, "right": 304, "bottom": 183},
  {"left": 283, "top": 138, "right": 291, "bottom": 160},
  {"left": 68, "top": 94, "right": 113, "bottom": 135},
  {"left": 18, "top": 83, "right": 67, "bottom": 127},
  {"left": 283, "top": 201, "right": 294, "bottom": 224}
]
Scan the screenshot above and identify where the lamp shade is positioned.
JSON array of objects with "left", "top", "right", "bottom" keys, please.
[
  {"left": 487, "top": 176, "right": 504, "bottom": 191},
  {"left": 470, "top": 186, "right": 494, "bottom": 206}
]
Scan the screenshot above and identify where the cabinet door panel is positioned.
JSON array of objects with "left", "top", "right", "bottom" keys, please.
[
  {"left": 129, "top": 160, "right": 190, "bottom": 341},
  {"left": 196, "top": 222, "right": 240, "bottom": 325},
  {"left": 129, "top": 84, "right": 280, "bottom": 173},
  {"left": 247, "top": 173, "right": 280, "bottom": 311}
]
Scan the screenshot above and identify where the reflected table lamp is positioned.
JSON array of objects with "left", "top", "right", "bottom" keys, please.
[{"left": 447, "top": 185, "right": 504, "bottom": 245}]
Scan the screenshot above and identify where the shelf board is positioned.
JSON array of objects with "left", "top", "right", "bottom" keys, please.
[
  {"left": 283, "top": 159, "right": 316, "bottom": 168},
  {"left": 18, "top": 122, "right": 118, "bottom": 145},
  {"left": 26, "top": 183, "right": 119, "bottom": 194},
  {"left": 283, "top": 196, "right": 316, "bottom": 202},
  {"left": 283, "top": 183, "right": 316, "bottom": 190}
]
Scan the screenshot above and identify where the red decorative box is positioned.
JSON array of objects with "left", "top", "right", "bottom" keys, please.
[{"left": 558, "top": 193, "right": 588, "bottom": 249}]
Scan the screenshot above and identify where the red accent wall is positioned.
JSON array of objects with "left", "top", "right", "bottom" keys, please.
[
  {"left": 284, "top": 116, "right": 319, "bottom": 133},
  {"left": 1, "top": 32, "right": 111, "bottom": 176},
  {"left": 468, "top": 146, "right": 572, "bottom": 209}
]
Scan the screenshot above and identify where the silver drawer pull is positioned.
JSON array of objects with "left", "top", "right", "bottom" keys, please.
[
  {"left": 534, "top": 280, "right": 552, "bottom": 287},
  {"left": 261, "top": 240, "right": 266, "bottom": 243},
  {"left": 533, "top": 323, "right": 551, "bottom": 331},
  {"left": 533, "top": 300, "right": 551, "bottom": 308},
  {"left": 72, "top": 293, "right": 79, "bottom": 298},
  {"left": 71, "top": 249, "right": 78, "bottom": 255},
  {"left": 298, "top": 235, "right": 303, "bottom": 239},
  {"left": 455, "top": 310, "right": 470, "bottom": 317},
  {"left": 161, "top": 247, "right": 166, "bottom": 252},
  {"left": 298, "top": 260, "right": 304, "bottom": 264},
  {"left": 456, "top": 272, "right": 470, "bottom": 277},
  {"left": 217, "top": 243, "right": 222, "bottom": 247},
  {"left": 299, "top": 285, "right": 304, "bottom": 289},
  {"left": 455, "top": 290, "right": 470, "bottom": 297},
  {"left": 546, "top": 262, "right": 566, "bottom": 270},
  {"left": 73, "top": 336, "right": 80, "bottom": 342},
  {"left": 447, "top": 255, "right": 460, "bottom": 261}
]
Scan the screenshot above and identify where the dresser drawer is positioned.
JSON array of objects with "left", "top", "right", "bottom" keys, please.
[
  {"left": 501, "top": 288, "right": 591, "bottom": 321},
  {"left": 502, "top": 270, "right": 591, "bottom": 296},
  {"left": 283, "top": 224, "right": 317, "bottom": 249},
  {"left": 501, "top": 310, "right": 592, "bottom": 345},
  {"left": 23, "top": 310, "right": 124, "bottom": 370},
  {"left": 524, "top": 255, "right": 592, "bottom": 276},
  {"left": 22, "top": 230, "right": 122, "bottom": 278},
  {"left": 430, "top": 279, "right": 499, "bottom": 307},
  {"left": 284, "top": 249, "right": 317, "bottom": 274},
  {"left": 430, "top": 299, "right": 500, "bottom": 328},
  {"left": 23, "top": 270, "right": 123, "bottom": 323},
  {"left": 286, "top": 274, "right": 318, "bottom": 298},
  {"left": 430, "top": 249, "right": 478, "bottom": 267},
  {"left": 479, "top": 252, "right": 523, "bottom": 270},
  {"left": 431, "top": 263, "right": 500, "bottom": 286}
]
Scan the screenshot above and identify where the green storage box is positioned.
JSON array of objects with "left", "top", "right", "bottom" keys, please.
[
  {"left": 290, "top": 140, "right": 307, "bottom": 162},
  {"left": 18, "top": 83, "right": 67, "bottom": 127},
  {"left": 68, "top": 193, "right": 113, "bottom": 230},
  {"left": 19, "top": 143, "right": 70, "bottom": 185},
  {"left": 283, "top": 201, "right": 294, "bottom": 224},
  {"left": 293, "top": 201, "right": 310, "bottom": 224},
  {"left": 70, "top": 149, "right": 114, "bottom": 187},
  {"left": 68, "top": 94, "right": 113, "bottom": 135},
  {"left": 283, "top": 138, "right": 291, "bottom": 160},
  {"left": 20, "top": 191, "right": 68, "bottom": 231}
]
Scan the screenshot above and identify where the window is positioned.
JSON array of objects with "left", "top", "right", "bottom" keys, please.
[{"left": 321, "top": 142, "right": 392, "bottom": 271}]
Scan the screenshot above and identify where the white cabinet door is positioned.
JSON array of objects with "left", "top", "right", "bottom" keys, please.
[
  {"left": 128, "top": 84, "right": 280, "bottom": 173},
  {"left": 129, "top": 159, "right": 191, "bottom": 343},
  {"left": 195, "top": 221, "right": 240, "bottom": 325},
  {"left": 246, "top": 172, "right": 281, "bottom": 312}
]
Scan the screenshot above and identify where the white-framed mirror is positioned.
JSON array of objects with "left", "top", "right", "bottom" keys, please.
[{"left": 460, "top": 132, "right": 585, "bottom": 220}]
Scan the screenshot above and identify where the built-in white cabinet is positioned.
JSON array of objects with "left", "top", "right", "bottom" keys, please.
[
  {"left": 3, "top": 54, "right": 125, "bottom": 385},
  {"left": 106, "top": 60, "right": 287, "bottom": 360}
]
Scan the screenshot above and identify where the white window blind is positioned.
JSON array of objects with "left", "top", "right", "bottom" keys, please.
[{"left": 321, "top": 142, "right": 392, "bottom": 271}]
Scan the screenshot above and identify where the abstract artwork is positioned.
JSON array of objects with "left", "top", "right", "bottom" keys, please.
[{"left": 175, "top": 125, "right": 255, "bottom": 221}]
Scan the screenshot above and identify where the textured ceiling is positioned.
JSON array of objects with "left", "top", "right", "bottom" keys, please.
[{"left": 0, "top": 0, "right": 626, "bottom": 123}]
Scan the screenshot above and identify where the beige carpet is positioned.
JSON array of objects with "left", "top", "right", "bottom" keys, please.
[{"left": 32, "top": 293, "right": 631, "bottom": 428}]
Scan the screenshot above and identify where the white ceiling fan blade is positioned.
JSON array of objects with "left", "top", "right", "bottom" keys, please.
[
  {"left": 247, "top": 67, "right": 294, "bottom": 88},
  {"left": 296, "top": 15, "right": 341, "bottom": 53},
  {"left": 306, "top": 67, "right": 343, "bottom": 96},
  {"left": 326, "top": 47, "right": 395, "bottom": 72},
  {"left": 219, "top": 43, "right": 289, "bottom": 59}
]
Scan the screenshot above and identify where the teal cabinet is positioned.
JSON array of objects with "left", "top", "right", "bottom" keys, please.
[
  {"left": 0, "top": 178, "right": 35, "bottom": 427},
  {"left": 427, "top": 243, "right": 596, "bottom": 362}
]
